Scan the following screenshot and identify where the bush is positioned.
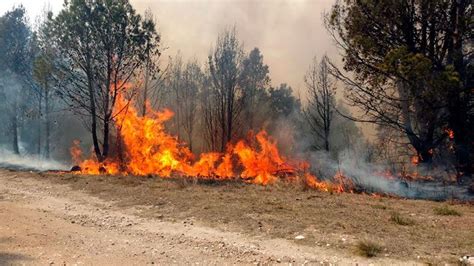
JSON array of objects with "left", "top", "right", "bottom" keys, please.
[
  {"left": 434, "top": 205, "right": 462, "bottom": 216},
  {"left": 355, "top": 240, "right": 383, "bottom": 257},
  {"left": 390, "top": 212, "right": 415, "bottom": 226}
]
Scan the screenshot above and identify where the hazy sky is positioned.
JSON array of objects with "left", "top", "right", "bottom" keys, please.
[{"left": 0, "top": 0, "right": 339, "bottom": 95}]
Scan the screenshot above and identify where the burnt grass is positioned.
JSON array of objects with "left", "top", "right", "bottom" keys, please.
[{"left": 37, "top": 171, "right": 474, "bottom": 264}]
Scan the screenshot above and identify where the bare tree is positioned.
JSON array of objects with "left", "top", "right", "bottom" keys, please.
[
  {"left": 207, "top": 27, "right": 244, "bottom": 151},
  {"left": 303, "top": 55, "right": 335, "bottom": 152},
  {"left": 139, "top": 8, "right": 161, "bottom": 117},
  {"left": 179, "top": 60, "right": 203, "bottom": 151}
]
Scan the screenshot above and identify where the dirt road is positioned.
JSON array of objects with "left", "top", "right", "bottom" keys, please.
[{"left": 0, "top": 169, "right": 461, "bottom": 265}]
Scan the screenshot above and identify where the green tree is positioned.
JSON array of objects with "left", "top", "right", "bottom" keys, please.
[
  {"left": 49, "top": 0, "right": 160, "bottom": 161},
  {"left": 33, "top": 9, "right": 58, "bottom": 159},
  {"left": 326, "top": 0, "right": 472, "bottom": 171},
  {"left": 0, "top": 6, "right": 32, "bottom": 154},
  {"left": 268, "top": 83, "right": 301, "bottom": 119},
  {"left": 240, "top": 48, "right": 271, "bottom": 133}
]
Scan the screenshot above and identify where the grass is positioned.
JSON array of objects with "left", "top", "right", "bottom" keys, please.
[
  {"left": 390, "top": 212, "right": 415, "bottom": 226},
  {"left": 355, "top": 240, "right": 383, "bottom": 258},
  {"left": 433, "top": 205, "right": 462, "bottom": 216},
  {"left": 17, "top": 170, "right": 474, "bottom": 264},
  {"left": 372, "top": 204, "right": 387, "bottom": 210}
]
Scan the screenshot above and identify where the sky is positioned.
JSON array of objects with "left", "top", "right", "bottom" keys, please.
[{"left": 0, "top": 0, "right": 339, "bottom": 96}]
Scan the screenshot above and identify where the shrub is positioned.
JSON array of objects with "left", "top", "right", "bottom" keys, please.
[
  {"left": 434, "top": 205, "right": 461, "bottom": 216},
  {"left": 355, "top": 240, "right": 383, "bottom": 257},
  {"left": 390, "top": 212, "right": 415, "bottom": 226}
]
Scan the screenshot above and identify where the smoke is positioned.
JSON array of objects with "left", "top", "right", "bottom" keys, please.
[
  {"left": 306, "top": 148, "right": 473, "bottom": 201},
  {"left": 131, "top": 0, "right": 338, "bottom": 94},
  {"left": 0, "top": 148, "right": 69, "bottom": 172}
]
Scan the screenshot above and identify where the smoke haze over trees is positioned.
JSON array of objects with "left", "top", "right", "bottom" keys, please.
[{"left": 0, "top": 0, "right": 472, "bottom": 185}]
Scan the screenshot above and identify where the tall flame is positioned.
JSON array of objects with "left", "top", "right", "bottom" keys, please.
[{"left": 71, "top": 88, "right": 350, "bottom": 192}]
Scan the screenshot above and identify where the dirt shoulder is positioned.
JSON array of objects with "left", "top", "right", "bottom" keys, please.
[{"left": 0, "top": 169, "right": 472, "bottom": 265}]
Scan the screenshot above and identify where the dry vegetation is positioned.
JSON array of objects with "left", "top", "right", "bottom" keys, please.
[
  {"left": 355, "top": 240, "right": 383, "bottom": 258},
  {"left": 32, "top": 171, "right": 474, "bottom": 264},
  {"left": 434, "top": 205, "right": 462, "bottom": 216}
]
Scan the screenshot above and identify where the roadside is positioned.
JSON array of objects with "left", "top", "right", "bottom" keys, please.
[{"left": 0, "top": 169, "right": 472, "bottom": 264}]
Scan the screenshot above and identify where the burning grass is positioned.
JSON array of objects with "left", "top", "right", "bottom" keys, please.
[{"left": 69, "top": 88, "right": 354, "bottom": 194}]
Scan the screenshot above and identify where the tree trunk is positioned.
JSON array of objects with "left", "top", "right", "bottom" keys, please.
[
  {"left": 102, "top": 119, "right": 110, "bottom": 160},
  {"left": 88, "top": 77, "right": 102, "bottom": 161},
  {"left": 226, "top": 89, "right": 233, "bottom": 149},
  {"left": 11, "top": 113, "right": 19, "bottom": 155},
  {"left": 37, "top": 92, "right": 42, "bottom": 156},
  {"left": 45, "top": 83, "right": 50, "bottom": 159},
  {"left": 141, "top": 60, "right": 149, "bottom": 117}
]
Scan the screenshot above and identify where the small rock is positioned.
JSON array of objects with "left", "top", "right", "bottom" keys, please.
[
  {"left": 459, "top": 256, "right": 474, "bottom": 265},
  {"left": 295, "top": 235, "right": 305, "bottom": 240}
]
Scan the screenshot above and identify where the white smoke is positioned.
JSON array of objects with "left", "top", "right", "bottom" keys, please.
[
  {"left": 0, "top": 148, "right": 69, "bottom": 172},
  {"left": 307, "top": 148, "right": 473, "bottom": 201}
]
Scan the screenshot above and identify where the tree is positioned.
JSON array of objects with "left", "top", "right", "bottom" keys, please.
[
  {"left": 49, "top": 0, "right": 160, "bottom": 161},
  {"left": 207, "top": 27, "right": 244, "bottom": 151},
  {"left": 240, "top": 48, "right": 271, "bottom": 133},
  {"left": 303, "top": 55, "right": 335, "bottom": 152},
  {"left": 268, "top": 83, "right": 301, "bottom": 119},
  {"left": 139, "top": 7, "right": 161, "bottom": 117},
  {"left": 179, "top": 60, "right": 203, "bottom": 151},
  {"left": 326, "top": 0, "right": 473, "bottom": 171},
  {"left": 165, "top": 54, "right": 202, "bottom": 151},
  {"left": 32, "top": 8, "right": 58, "bottom": 158},
  {"left": 167, "top": 54, "right": 184, "bottom": 139},
  {"left": 0, "top": 6, "right": 32, "bottom": 154}
]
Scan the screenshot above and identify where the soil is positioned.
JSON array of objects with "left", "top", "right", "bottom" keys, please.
[{"left": 0, "top": 169, "right": 473, "bottom": 265}]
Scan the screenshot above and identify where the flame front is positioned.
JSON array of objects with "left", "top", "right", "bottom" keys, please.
[{"left": 71, "top": 89, "right": 348, "bottom": 192}]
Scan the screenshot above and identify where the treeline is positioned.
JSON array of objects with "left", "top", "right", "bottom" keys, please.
[
  {"left": 326, "top": 0, "right": 473, "bottom": 176},
  {"left": 0, "top": 0, "right": 361, "bottom": 164},
  {"left": 0, "top": 0, "right": 471, "bottom": 179}
]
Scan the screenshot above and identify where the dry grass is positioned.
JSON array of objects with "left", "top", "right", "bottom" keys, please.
[
  {"left": 32, "top": 171, "right": 474, "bottom": 264},
  {"left": 355, "top": 240, "right": 383, "bottom": 258},
  {"left": 434, "top": 205, "right": 462, "bottom": 216},
  {"left": 390, "top": 212, "right": 416, "bottom": 226}
]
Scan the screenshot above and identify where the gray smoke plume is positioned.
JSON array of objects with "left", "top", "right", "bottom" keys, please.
[
  {"left": 307, "top": 148, "right": 473, "bottom": 201},
  {"left": 0, "top": 148, "right": 69, "bottom": 172}
]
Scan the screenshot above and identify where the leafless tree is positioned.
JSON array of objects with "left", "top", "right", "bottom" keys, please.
[
  {"left": 206, "top": 27, "right": 244, "bottom": 151},
  {"left": 179, "top": 60, "right": 203, "bottom": 151},
  {"left": 303, "top": 55, "right": 335, "bottom": 152}
]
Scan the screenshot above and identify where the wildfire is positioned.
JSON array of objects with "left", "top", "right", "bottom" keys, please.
[
  {"left": 445, "top": 128, "right": 454, "bottom": 140},
  {"left": 71, "top": 89, "right": 344, "bottom": 192}
]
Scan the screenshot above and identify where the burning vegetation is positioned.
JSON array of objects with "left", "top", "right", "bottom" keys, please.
[
  {"left": 69, "top": 87, "right": 350, "bottom": 193},
  {"left": 0, "top": 0, "right": 472, "bottom": 201}
]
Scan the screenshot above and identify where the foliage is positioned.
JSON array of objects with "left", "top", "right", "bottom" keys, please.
[
  {"left": 268, "top": 83, "right": 301, "bottom": 119},
  {"left": 49, "top": 0, "right": 161, "bottom": 161},
  {"left": 326, "top": 0, "right": 473, "bottom": 168}
]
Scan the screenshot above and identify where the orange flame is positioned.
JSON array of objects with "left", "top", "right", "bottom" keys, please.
[
  {"left": 445, "top": 128, "right": 454, "bottom": 140},
  {"left": 71, "top": 87, "right": 345, "bottom": 193}
]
